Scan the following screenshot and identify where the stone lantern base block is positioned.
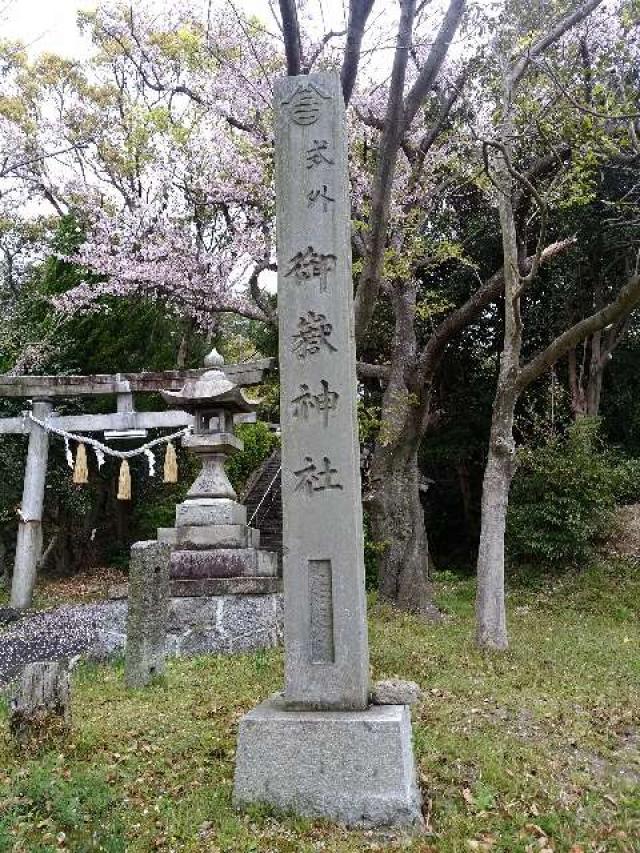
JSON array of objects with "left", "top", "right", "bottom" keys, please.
[
  {"left": 233, "top": 697, "right": 423, "bottom": 828},
  {"left": 176, "top": 499, "right": 247, "bottom": 528},
  {"left": 170, "top": 548, "right": 279, "bottom": 580}
]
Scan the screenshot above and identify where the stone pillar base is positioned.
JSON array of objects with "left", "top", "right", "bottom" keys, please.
[{"left": 233, "top": 697, "right": 423, "bottom": 828}]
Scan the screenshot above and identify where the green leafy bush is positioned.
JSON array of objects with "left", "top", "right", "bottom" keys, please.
[
  {"left": 507, "top": 419, "right": 626, "bottom": 567},
  {"left": 610, "top": 457, "right": 640, "bottom": 505},
  {"left": 225, "top": 422, "right": 280, "bottom": 493}
]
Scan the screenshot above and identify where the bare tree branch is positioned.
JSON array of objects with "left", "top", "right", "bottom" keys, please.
[
  {"left": 248, "top": 259, "right": 277, "bottom": 324},
  {"left": 0, "top": 141, "right": 91, "bottom": 179},
  {"left": 510, "top": 0, "right": 604, "bottom": 87},
  {"left": 278, "top": 0, "right": 303, "bottom": 76},
  {"left": 402, "top": 0, "right": 466, "bottom": 132},
  {"left": 482, "top": 139, "right": 548, "bottom": 288},
  {"left": 353, "top": 0, "right": 417, "bottom": 343},
  {"left": 356, "top": 361, "right": 391, "bottom": 381},
  {"left": 517, "top": 272, "right": 640, "bottom": 390},
  {"left": 535, "top": 57, "right": 640, "bottom": 121},
  {"left": 416, "top": 238, "right": 576, "bottom": 386},
  {"left": 304, "top": 29, "right": 347, "bottom": 73},
  {"left": 415, "top": 67, "right": 466, "bottom": 157},
  {"left": 513, "top": 143, "right": 572, "bottom": 213},
  {"left": 340, "top": 0, "right": 375, "bottom": 105}
]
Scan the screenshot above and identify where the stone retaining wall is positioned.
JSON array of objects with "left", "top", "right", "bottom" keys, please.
[{"left": 90, "top": 594, "right": 284, "bottom": 661}]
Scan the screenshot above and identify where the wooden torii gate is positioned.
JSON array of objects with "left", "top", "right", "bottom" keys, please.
[{"left": 0, "top": 360, "right": 273, "bottom": 609}]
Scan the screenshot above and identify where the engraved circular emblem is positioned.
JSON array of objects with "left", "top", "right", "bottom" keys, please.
[
  {"left": 282, "top": 83, "right": 330, "bottom": 127},
  {"left": 291, "top": 88, "right": 322, "bottom": 125}
]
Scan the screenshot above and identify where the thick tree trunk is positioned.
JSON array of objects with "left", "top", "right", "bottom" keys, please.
[
  {"left": 368, "top": 280, "right": 437, "bottom": 616},
  {"left": 369, "top": 417, "right": 437, "bottom": 616}
]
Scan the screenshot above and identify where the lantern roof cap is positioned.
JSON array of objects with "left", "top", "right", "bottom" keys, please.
[{"left": 161, "top": 352, "right": 258, "bottom": 413}]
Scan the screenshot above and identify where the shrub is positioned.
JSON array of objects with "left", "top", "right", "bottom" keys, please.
[
  {"left": 225, "top": 421, "right": 280, "bottom": 493},
  {"left": 507, "top": 419, "right": 619, "bottom": 567}
]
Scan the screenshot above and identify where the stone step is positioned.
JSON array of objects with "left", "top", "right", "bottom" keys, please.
[{"left": 157, "top": 528, "right": 178, "bottom": 545}]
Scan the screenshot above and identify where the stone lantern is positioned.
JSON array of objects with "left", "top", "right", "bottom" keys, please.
[
  {"left": 158, "top": 348, "right": 280, "bottom": 598},
  {"left": 162, "top": 348, "right": 257, "bottom": 504}
]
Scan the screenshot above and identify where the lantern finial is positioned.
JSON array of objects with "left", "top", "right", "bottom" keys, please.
[{"left": 204, "top": 347, "right": 224, "bottom": 368}]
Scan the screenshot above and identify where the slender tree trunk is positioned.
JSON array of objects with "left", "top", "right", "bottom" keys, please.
[
  {"left": 568, "top": 346, "right": 588, "bottom": 417},
  {"left": 586, "top": 369, "right": 603, "bottom": 415},
  {"left": 455, "top": 461, "right": 474, "bottom": 542},
  {"left": 475, "top": 64, "right": 521, "bottom": 650},
  {"left": 586, "top": 330, "right": 605, "bottom": 415},
  {"left": 475, "top": 379, "right": 517, "bottom": 650},
  {"left": 569, "top": 336, "right": 606, "bottom": 419}
]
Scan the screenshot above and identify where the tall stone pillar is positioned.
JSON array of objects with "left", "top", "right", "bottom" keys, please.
[
  {"left": 233, "top": 73, "right": 422, "bottom": 828},
  {"left": 11, "top": 400, "right": 52, "bottom": 610},
  {"left": 275, "top": 72, "right": 369, "bottom": 711}
]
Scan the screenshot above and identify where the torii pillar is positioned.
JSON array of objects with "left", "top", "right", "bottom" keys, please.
[{"left": 11, "top": 400, "right": 53, "bottom": 609}]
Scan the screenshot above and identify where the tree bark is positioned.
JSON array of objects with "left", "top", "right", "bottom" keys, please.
[
  {"left": 369, "top": 404, "right": 437, "bottom": 616},
  {"left": 475, "top": 58, "right": 521, "bottom": 651},
  {"left": 367, "top": 281, "right": 438, "bottom": 616},
  {"left": 278, "top": 0, "right": 302, "bottom": 76},
  {"left": 475, "top": 381, "right": 517, "bottom": 650},
  {"left": 455, "top": 461, "right": 474, "bottom": 541}
]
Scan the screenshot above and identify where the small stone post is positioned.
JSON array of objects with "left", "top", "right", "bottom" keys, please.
[
  {"left": 11, "top": 400, "right": 53, "bottom": 610},
  {"left": 125, "top": 540, "right": 171, "bottom": 688},
  {"left": 9, "top": 660, "right": 71, "bottom": 743}
]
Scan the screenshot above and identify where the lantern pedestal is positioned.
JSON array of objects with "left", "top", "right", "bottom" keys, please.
[{"left": 152, "top": 350, "right": 282, "bottom": 655}]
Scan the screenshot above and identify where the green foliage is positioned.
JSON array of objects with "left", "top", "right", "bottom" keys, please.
[
  {"left": 0, "top": 755, "right": 124, "bottom": 850},
  {"left": 610, "top": 457, "right": 640, "bottom": 505},
  {"left": 225, "top": 422, "right": 279, "bottom": 493},
  {"left": 507, "top": 419, "right": 640, "bottom": 567},
  {"left": 362, "top": 511, "right": 382, "bottom": 590},
  {"left": 131, "top": 445, "right": 200, "bottom": 537}
]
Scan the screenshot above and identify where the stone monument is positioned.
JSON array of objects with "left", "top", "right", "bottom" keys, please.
[
  {"left": 149, "top": 350, "right": 282, "bottom": 657},
  {"left": 233, "top": 72, "right": 423, "bottom": 827}
]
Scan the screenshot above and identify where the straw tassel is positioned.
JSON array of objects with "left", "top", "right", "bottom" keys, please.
[
  {"left": 73, "top": 442, "right": 89, "bottom": 484},
  {"left": 117, "top": 459, "right": 132, "bottom": 501},
  {"left": 163, "top": 441, "right": 178, "bottom": 484}
]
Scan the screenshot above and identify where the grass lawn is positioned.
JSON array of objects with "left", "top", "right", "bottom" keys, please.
[{"left": 0, "top": 559, "right": 638, "bottom": 852}]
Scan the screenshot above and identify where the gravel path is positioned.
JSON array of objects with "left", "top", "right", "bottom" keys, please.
[{"left": 0, "top": 602, "right": 126, "bottom": 686}]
